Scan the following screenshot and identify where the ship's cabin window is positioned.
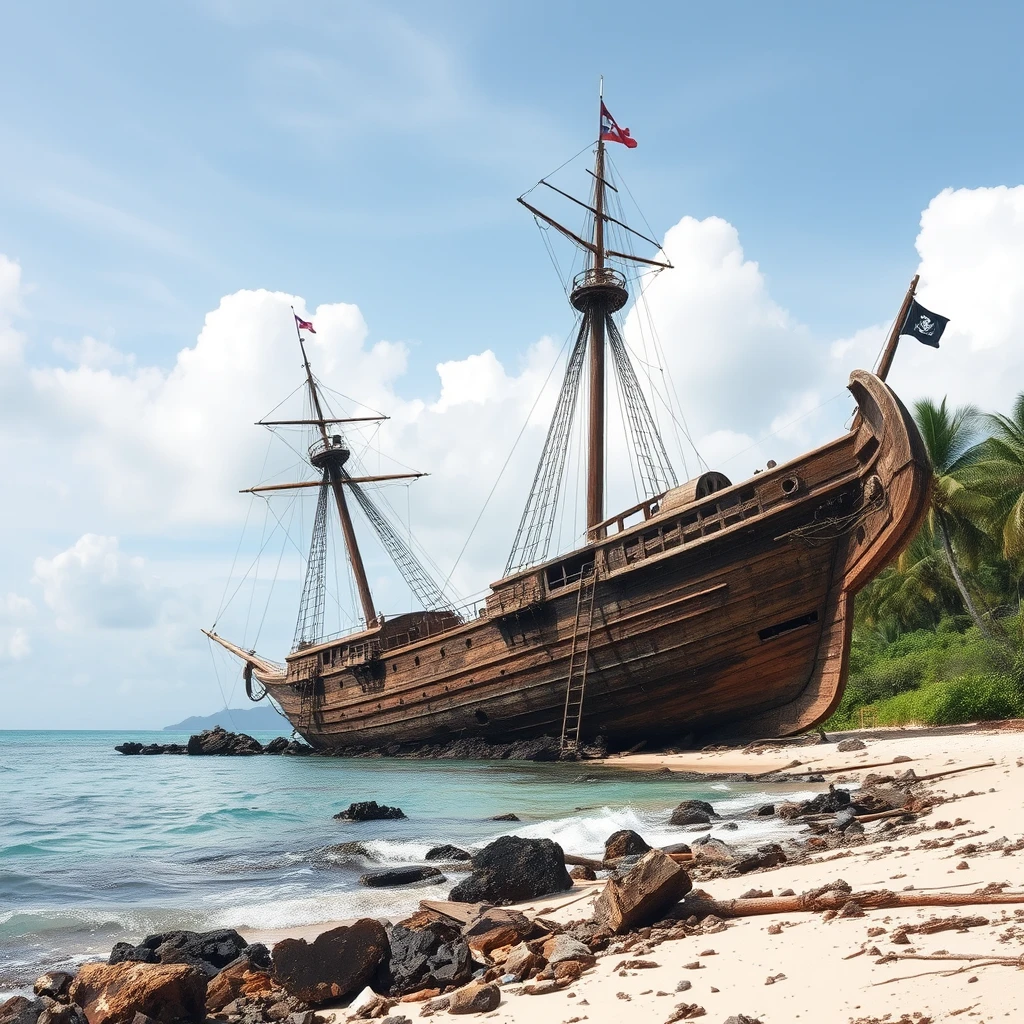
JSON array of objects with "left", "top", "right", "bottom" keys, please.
[{"left": 546, "top": 554, "right": 592, "bottom": 592}]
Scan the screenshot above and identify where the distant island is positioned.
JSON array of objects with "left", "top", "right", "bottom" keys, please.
[{"left": 163, "top": 706, "right": 291, "bottom": 733}]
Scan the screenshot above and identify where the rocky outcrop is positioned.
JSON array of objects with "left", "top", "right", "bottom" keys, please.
[
  {"left": 448, "top": 836, "right": 572, "bottom": 905},
  {"left": 592, "top": 849, "right": 692, "bottom": 934},
  {"left": 187, "top": 727, "right": 263, "bottom": 756},
  {"left": 108, "top": 929, "right": 250, "bottom": 976},
  {"left": 69, "top": 962, "right": 208, "bottom": 1024},
  {"left": 570, "top": 864, "right": 597, "bottom": 881},
  {"left": 384, "top": 913, "right": 474, "bottom": 996},
  {"left": 272, "top": 920, "right": 388, "bottom": 1005},
  {"left": 424, "top": 844, "right": 471, "bottom": 862},
  {"left": 604, "top": 830, "right": 650, "bottom": 861},
  {"left": 114, "top": 730, "right": 305, "bottom": 757},
  {"left": 358, "top": 866, "right": 444, "bottom": 887},
  {"left": 333, "top": 801, "right": 406, "bottom": 821}
]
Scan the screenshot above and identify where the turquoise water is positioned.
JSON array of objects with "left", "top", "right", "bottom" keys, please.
[{"left": 0, "top": 730, "right": 810, "bottom": 990}]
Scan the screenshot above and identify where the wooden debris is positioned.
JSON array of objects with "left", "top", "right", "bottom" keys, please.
[{"left": 677, "top": 887, "right": 1024, "bottom": 920}]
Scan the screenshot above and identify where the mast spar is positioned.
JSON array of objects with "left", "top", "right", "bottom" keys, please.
[{"left": 587, "top": 86, "right": 607, "bottom": 540}]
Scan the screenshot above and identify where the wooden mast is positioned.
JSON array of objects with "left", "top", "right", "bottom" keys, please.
[
  {"left": 875, "top": 274, "right": 920, "bottom": 383},
  {"left": 587, "top": 83, "right": 607, "bottom": 540},
  {"left": 293, "top": 314, "right": 377, "bottom": 627}
]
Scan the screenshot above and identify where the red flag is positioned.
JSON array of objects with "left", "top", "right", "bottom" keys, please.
[
  {"left": 294, "top": 315, "right": 316, "bottom": 333},
  {"left": 600, "top": 102, "right": 637, "bottom": 148}
]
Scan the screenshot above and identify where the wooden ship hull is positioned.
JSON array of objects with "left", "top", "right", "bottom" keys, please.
[{"left": 215, "top": 369, "right": 929, "bottom": 749}]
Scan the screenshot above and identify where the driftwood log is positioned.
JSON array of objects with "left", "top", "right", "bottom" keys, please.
[{"left": 677, "top": 888, "right": 1024, "bottom": 920}]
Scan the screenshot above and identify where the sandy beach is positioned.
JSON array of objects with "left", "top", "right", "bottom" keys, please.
[{"left": 313, "top": 725, "right": 1024, "bottom": 1024}]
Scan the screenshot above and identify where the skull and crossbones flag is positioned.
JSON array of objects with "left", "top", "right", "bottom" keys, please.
[{"left": 900, "top": 299, "right": 949, "bottom": 348}]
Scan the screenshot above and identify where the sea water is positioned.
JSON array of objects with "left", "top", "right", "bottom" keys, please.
[{"left": 0, "top": 730, "right": 814, "bottom": 990}]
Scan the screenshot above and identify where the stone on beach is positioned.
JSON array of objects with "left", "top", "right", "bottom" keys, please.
[
  {"left": 385, "top": 914, "right": 474, "bottom": 996},
  {"left": 34, "top": 973, "right": 75, "bottom": 1002},
  {"left": 446, "top": 983, "right": 500, "bottom": 1014},
  {"left": 603, "top": 829, "right": 651, "bottom": 861},
  {"left": 448, "top": 836, "right": 572, "bottom": 905},
  {"left": 108, "top": 929, "right": 249, "bottom": 977},
  {"left": 502, "top": 943, "right": 541, "bottom": 981},
  {"left": 690, "top": 837, "right": 735, "bottom": 865},
  {"left": 0, "top": 998, "right": 47, "bottom": 1024},
  {"left": 734, "top": 843, "right": 787, "bottom": 874},
  {"left": 69, "top": 962, "right": 208, "bottom": 1024},
  {"left": 272, "top": 920, "right": 389, "bottom": 1005},
  {"left": 359, "top": 866, "right": 445, "bottom": 887},
  {"left": 37, "top": 1006, "right": 87, "bottom": 1024},
  {"left": 333, "top": 801, "right": 407, "bottom": 821},
  {"left": 570, "top": 864, "right": 597, "bottom": 880},
  {"left": 540, "top": 934, "right": 595, "bottom": 967},
  {"left": 836, "top": 737, "right": 867, "bottom": 752},
  {"left": 204, "top": 957, "right": 277, "bottom": 1012},
  {"left": 461, "top": 907, "right": 533, "bottom": 955},
  {"left": 592, "top": 848, "right": 692, "bottom": 934}
]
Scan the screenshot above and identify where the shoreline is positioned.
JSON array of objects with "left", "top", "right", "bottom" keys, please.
[
  {"left": 285, "top": 723, "right": 1024, "bottom": 1022},
  {"left": 10, "top": 722, "right": 1024, "bottom": 1022}
]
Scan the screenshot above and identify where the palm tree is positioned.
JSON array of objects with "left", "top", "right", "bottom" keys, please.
[
  {"left": 912, "top": 398, "right": 995, "bottom": 639},
  {"left": 975, "top": 392, "right": 1024, "bottom": 575}
]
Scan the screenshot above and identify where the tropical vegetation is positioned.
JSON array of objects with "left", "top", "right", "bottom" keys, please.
[{"left": 825, "top": 391, "right": 1024, "bottom": 729}]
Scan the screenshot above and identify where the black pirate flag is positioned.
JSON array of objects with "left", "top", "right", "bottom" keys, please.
[{"left": 900, "top": 299, "right": 949, "bottom": 348}]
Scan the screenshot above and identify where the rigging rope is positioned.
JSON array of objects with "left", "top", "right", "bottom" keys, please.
[{"left": 505, "top": 313, "right": 591, "bottom": 575}]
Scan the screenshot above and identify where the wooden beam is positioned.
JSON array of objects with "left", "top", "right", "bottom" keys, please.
[
  {"left": 517, "top": 198, "right": 597, "bottom": 253},
  {"left": 257, "top": 416, "right": 388, "bottom": 426},
  {"left": 240, "top": 472, "right": 427, "bottom": 494}
]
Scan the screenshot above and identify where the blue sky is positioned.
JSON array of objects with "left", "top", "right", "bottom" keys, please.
[
  {"left": 4, "top": 1, "right": 1024, "bottom": 727},
  {"left": 4, "top": 1, "right": 1021, "bottom": 384}
]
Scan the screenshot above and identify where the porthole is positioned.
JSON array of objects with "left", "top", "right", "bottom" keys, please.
[
  {"left": 475, "top": 710, "right": 489, "bottom": 724},
  {"left": 414, "top": 655, "right": 420, "bottom": 666},
  {"left": 439, "top": 647, "right": 446, "bottom": 658},
  {"left": 465, "top": 638, "right": 473, "bottom": 649},
  {"left": 781, "top": 476, "right": 799, "bottom": 495}
]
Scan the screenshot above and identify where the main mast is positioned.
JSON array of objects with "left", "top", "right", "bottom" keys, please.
[
  {"left": 295, "top": 321, "right": 377, "bottom": 627},
  {"left": 587, "top": 106, "right": 608, "bottom": 539}
]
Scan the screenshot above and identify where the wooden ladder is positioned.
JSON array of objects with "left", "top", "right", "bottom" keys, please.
[{"left": 560, "top": 563, "right": 598, "bottom": 753}]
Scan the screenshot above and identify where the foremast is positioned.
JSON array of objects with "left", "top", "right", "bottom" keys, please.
[{"left": 294, "top": 317, "right": 376, "bottom": 627}]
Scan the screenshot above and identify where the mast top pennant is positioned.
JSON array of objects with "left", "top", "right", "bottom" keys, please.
[
  {"left": 600, "top": 102, "right": 637, "bottom": 148},
  {"left": 294, "top": 314, "right": 316, "bottom": 334}
]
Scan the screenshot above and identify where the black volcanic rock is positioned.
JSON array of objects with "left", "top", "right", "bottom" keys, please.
[
  {"left": 449, "top": 836, "right": 571, "bottom": 905},
  {"left": 334, "top": 801, "right": 406, "bottom": 821},
  {"left": 384, "top": 918, "right": 474, "bottom": 996},
  {"left": 186, "top": 727, "right": 263, "bottom": 756},
  {"left": 425, "top": 844, "right": 471, "bottom": 862},
  {"left": 359, "top": 866, "right": 445, "bottom": 888},
  {"left": 108, "top": 928, "right": 249, "bottom": 977}
]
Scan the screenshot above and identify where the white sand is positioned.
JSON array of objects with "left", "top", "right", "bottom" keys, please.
[{"left": 389, "top": 726, "right": 1024, "bottom": 1023}]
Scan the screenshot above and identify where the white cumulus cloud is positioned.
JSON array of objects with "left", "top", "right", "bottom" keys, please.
[{"left": 33, "top": 534, "right": 176, "bottom": 631}]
